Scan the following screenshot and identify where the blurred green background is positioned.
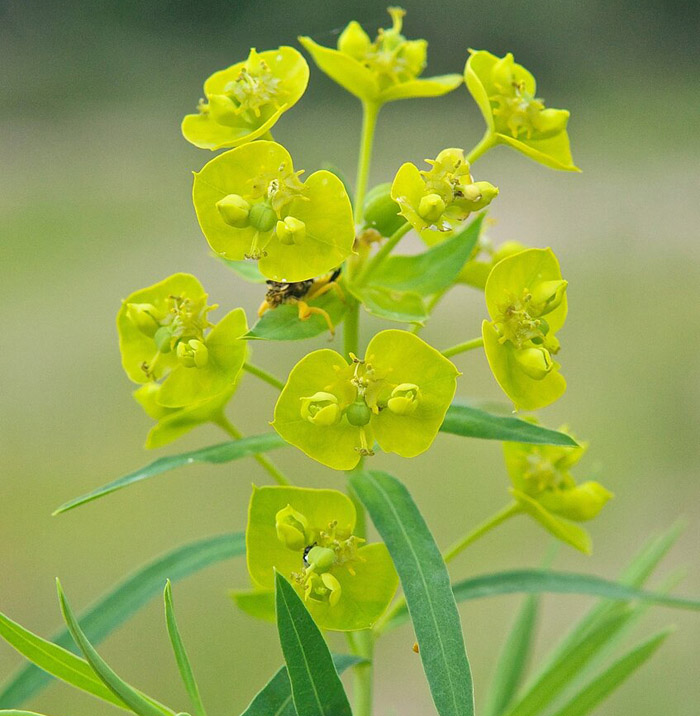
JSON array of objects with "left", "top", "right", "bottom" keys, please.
[{"left": 2, "top": 0, "right": 699, "bottom": 714}]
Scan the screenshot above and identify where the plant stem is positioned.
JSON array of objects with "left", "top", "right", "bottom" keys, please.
[
  {"left": 355, "top": 221, "right": 411, "bottom": 286},
  {"left": 442, "top": 502, "right": 521, "bottom": 564},
  {"left": 343, "top": 298, "right": 360, "bottom": 359},
  {"left": 213, "top": 414, "right": 291, "bottom": 486},
  {"left": 353, "top": 101, "right": 380, "bottom": 226},
  {"left": 242, "top": 361, "right": 284, "bottom": 390},
  {"left": 350, "top": 629, "right": 374, "bottom": 716},
  {"left": 441, "top": 336, "right": 484, "bottom": 358},
  {"left": 466, "top": 130, "right": 497, "bottom": 165},
  {"left": 374, "top": 502, "right": 521, "bottom": 636}
]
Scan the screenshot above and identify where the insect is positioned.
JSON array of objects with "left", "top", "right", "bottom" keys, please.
[
  {"left": 302, "top": 542, "right": 317, "bottom": 567},
  {"left": 257, "top": 267, "right": 344, "bottom": 335}
]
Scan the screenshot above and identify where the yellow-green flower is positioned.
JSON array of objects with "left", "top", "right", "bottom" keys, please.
[
  {"left": 182, "top": 47, "right": 309, "bottom": 150},
  {"left": 504, "top": 427, "right": 613, "bottom": 553},
  {"left": 465, "top": 50, "right": 578, "bottom": 171},
  {"left": 482, "top": 248, "right": 568, "bottom": 411},
  {"left": 117, "top": 273, "right": 248, "bottom": 412},
  {"left": 299, "top": 7, "right": 462, "bottom": 106},
  {"left": 391, "top": 147, "right": 498, "bottom": 241},
  {"left": 273, "top": 330, "right": 459, "bottom": 470},
  {"left": 243, "top": 486, "right": 398, "bottom": 631},
  {"left": 459, "top": 236, "right": 527, "bottom": 290},
  {"left": 192, "top": 141, "right": 354, "bottom": 282}
]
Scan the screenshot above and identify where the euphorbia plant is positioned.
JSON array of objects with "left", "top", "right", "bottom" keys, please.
[{"left": 2, "top": 8, "right": 699, "bottom": 716}]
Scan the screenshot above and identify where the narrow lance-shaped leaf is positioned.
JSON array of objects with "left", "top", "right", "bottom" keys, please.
[
  {"left": 547, "top": 628, "right": 673, "bottom": 716},
  {"left": 440, "top": 401, "right": 577, "bottom": 446},
  {"left": 53, "top": 434, "right": 286, "bottom": 514},
  {"left": 0, "top": 533, "right": 244, "bottom": 707},
  {"left": 382, "top": 568, "right": 700, "bottom": 631},
  {"left": 0, "top": 711, "right": 62, "bottom": 715},
  {"left": 350, "top": 470, "right": 474, "bottom": 716},
  {"left": 368, "top": 215, "right": 484, "bottom": 296},
  {"left": 240, "top": 654, "right": 363, "bottom": 716},
  {"left": 274, "top": 573, "right": 352, "bottom": 716},
  {"left": 56, "top": 581, "right": 175, "bottom": 716},
  {"left": 0, "top": 612, "right": 128, "bottom": 711},
  {"left": 164, "top": 581, "right": 207, "bottom": 716}
]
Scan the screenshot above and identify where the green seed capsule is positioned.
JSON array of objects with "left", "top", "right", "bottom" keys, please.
[
  {"left": 248, "top": 201, "right": 278, "bottom": 232},
  {"left": 346, "top": 400, "right": 372, "bottom": 426}
]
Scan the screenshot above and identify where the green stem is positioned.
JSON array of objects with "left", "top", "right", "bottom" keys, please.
[
  {"left": 353, "top": 101, "right": 380, "bottom": 226},
  {"left": 343, "top": 298, "right": 360, "bottom": 359},
  {"left": 355, "top": 221, "right": 411, "bottom": 286},
  {"left": 350, "top": 629, "right": 374, "bottom": 716},
  {"left": 374, "top": 502, "right": 521, "bottom": 636},
  {"left": 242, "top": 361, "right": 284, "bottom": 391},
  {"left": 441, "top": 336, "right": 484, "bottom": 358},
  {"left": 442, "top": 502, "right": 521, "bottom": 564},
  {"left": 466, "top": 130, "right": 497, "bottom": 165},
  {"left": 213, "top": 414, "right": 291, "bottom": 486}
]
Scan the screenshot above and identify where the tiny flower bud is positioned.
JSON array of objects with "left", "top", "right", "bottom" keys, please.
[
  {"left": 126, "top": 303, "right": 159, "bottom": 337},
  {"left": 533, "top": 108, "right": 569, "bottom": 137},
  {"left": 363, "top": 183, "right": 404, "bottom": 237},
  {"left": 248, "top": 201, "right": 278, "bottom": 233},
  {"left": 176, "top": 338, "right": 209, "bottom": 368},
  {"left": 459, "top": 181, "right": 499, "bottom": 210},
  {"left": 346, "top": 400, "right": 372, "bottom": 427},
  {"left": 275, "top": 504, "right": 310, "bottom": 551},
  {"left": 417, "top": 193, "right": 446, "bottom": 223},
  {"left": 275, "top": 216, "right": 306, "bottom": 245},
  {"left": 401, "top": 39, "right": 427, "bottom": 76},
  {"left": 306, "top": 545, "right": 336, "bottom": 572},
  {"left": 515, "top": 347, "right": 553, "bottom": 380},
  {"left": 154, "top": 326, "right": 174, "bottom": 353},
  {"left": 320, "top": 572, "right": 342, "bottom": 607},
  {"left": 531, "top": 280, "right": 568, "bottom": 313},
  {"left": 337, "top": 20, "right": 371, "bottom": 59},
  {"left": 216, "top": 194, "right": 250, "bottom": 228},
  {"left": 387, "top": 382, "right": 420, "bottom": 415},
  {"left": 300, "top": 391, "right": 341, "bottom": 427}
]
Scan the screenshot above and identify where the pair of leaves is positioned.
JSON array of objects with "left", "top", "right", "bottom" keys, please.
[{"left": 53, "top": 402, "right": 573, "bottom": 515}]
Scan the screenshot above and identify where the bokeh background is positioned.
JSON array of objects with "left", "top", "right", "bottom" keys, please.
[{"left": 2, "top": 1, "right": 699, "bottom": 714}]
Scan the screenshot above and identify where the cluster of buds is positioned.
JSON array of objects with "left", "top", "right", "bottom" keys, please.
[
  {"left": 273, "top": 330, "right": 459, "bottom": 470},
  {"left": 392, "top": 147, "right": 498, "bottom": 235}
]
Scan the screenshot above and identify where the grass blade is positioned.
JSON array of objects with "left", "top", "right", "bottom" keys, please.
[
  {"left": 483, "top": 594, "right": 539, "bottom": 716},
  {"left": 548, "top": 628, "right": 673, "bottom": 716},
  {"left": 350, "top": 470, "right": 474, "bottom": 716},
  {"left": 57, "top": 581, "right": 174, "bottom": 716},
  {"left": 240, "top": 654, "right": 363, "bottom": 716},
  {"left": 440, "top": 402, "right": 577, "bottom": 446},
  {"left": 0, "top": 533, "right": 243, "bottom": 707},
  {"left": 274, "top": 573, "right": 352, "bottom": 716},
  {"left": 0, "top": 612, "right": 127, "bottom": 710},
  {"left": 163, "top": 581, "right": 207, "bottom": 716},
  {"left": 53, "top": 433, "right": 286, "bottom": 514}
]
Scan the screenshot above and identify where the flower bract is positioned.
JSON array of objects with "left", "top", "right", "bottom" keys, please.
[
  {"left": 116, "top": 273, "right": 248, "bottom": 435},
  {"left": 272, "top": 330, "right": 459, "bottom": 470},
  {"left": 504, "top": 427, "right": 613, "bottom": 553},
  {"left": 482, "top": 248, "right": 568, "bottom": 410},
  {"left": 244, "top": 485, "right": 398, "bottom": 630},
  {"left": 192, "top": 141, "right": 354, "bottom": 282},
  {"left": 465, "top": 50, "right": 578, "bottom": 171},
  {"left": 182, "top": 47, "right": 309, "bottom": 150},
  {"left": 299, "top": 7, "right": 461, "bottom": 106},
  {"left": 391, "top": 147, "right": 498, "bottom": 240}
]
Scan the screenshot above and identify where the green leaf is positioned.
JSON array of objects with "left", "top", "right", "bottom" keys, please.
[
  {"left": 245, "top": 291, "right": 346, "bottom": 341},
  {"left": 352, "top": 284, "right": 427, "bottom": 324},
  {"left": 321, "top": 162, "right": 354, "bottom": 206},
  {"left": 383, "top": 568, "right": 700, "bottom": 631},
  {"left": 369, "top": 215, "right": 483, "bottom": 296},
  {"left": 350, "top": 470, "right": 474, "bottom": 716},
  {"left": 273, "top": 573, "right": 352, "bottom": 716},
  {"left": 164, "top": 582, "right": 207, "bottom": 716},
  {"left": 0, "top": 533, "right": 244, "bottom": 707},
  {"left": 219, "top": 257, "right": 267, "bottom": 283},
  {"left": 240, "top": 654, "right": 363, "bottom": 716},
  {"left": 0, "top": 612, "right": 128, "bottom": 711},
  {"left": 502, "top": 611, "right": 630, "bottom": 716},
  {"left": 440, "top": 401, "right": 578, "bottom": 446},
  {"left": 547, "top": 629, "right": 672, "bottom": 716},
  {"left": 483, "top": 594, "right": 539, "bottom": 716},
  {"left": 56, "top": 581, "right": 174, "bottom": 716},
  {"left": 53, "top": 434, "right": 286, "bottom": 514},
  {"left": 0, "top": 711, "right": 61, "bottom": 715}
]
